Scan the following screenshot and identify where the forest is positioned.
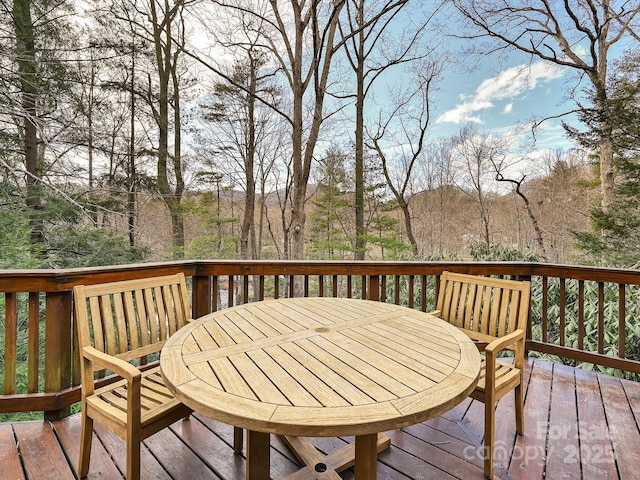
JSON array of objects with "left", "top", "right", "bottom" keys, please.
[{"left": 2, "top": 0, "right": 640, "bottom": 270}]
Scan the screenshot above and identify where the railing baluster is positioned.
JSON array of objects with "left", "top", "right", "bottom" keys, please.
[
  {"left": 243, "top": 276, "right": 249, "bottom": 304},
  {"left": 228, "top": 275, "right": 235, "bottom": 307},
  {"left": 4, "top": 292, "right": 17, "bottom": 395},
  {"left": 212, "top": 275, "right": 219, "bottom": 311},
  {"left": 408, "top": 276, "right": 414, "bottom": 308},
  {"left": 258, "top": 275, "right": 265, "bottom": 301},
  {"left": 542, "top": 276, "right": 548, "bottom": 344},
  {"left": 619, "top": 284, "right": 626, "bottom": 359},
  {"left": 559, "top": 278, "right": 566, "bottom": 347},
  {"left": 332, "top": 275, "right": 338, "bottom": 297},
  {"left": 394, "top": 276, "right": 401, "bottom": 305},
  {"left": 192, "top": 275, "right": 211, "bottom": 318},
  {"left": 598, "top": 282, "right": 605, "bottom": 355},
  {"left": 28, "top": 292, "right": 40, "bottom": 394},
  {"left": 369, "top": 275, "right": 380, "bottom": 301},
  {"left": 578, "top": 280, "right": 585, "bottom": 351}
]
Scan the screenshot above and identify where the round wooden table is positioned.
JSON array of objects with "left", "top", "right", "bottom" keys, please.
[{"left": 160, "top": 297, "right": 480, "bottom": 479}]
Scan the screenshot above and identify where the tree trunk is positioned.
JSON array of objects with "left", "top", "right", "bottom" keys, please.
[
  {"left": 288, "top": 0, "right": 343, "bottom": 261},
  {"left": 13, "top": 0, "right": 44, "bottom": 249},
  {"left": 127, "top": 42, "right": 136, "bottom": 247},
  {"left": 150, "top": 0, "right": 185, "bottom": 258},
  {"left": 353, "top": 0, "right": 366, "bottom": 260},
  {"left": 241, "top": 54, "right": 258, "bottom": 260}
]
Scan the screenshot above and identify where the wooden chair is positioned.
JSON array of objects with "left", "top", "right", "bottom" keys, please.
[
  {"left": 432, "top": 271, "right": 531, "bottom": 479},
  {"left": 74, "top": 273, "right": 194, "bottom": 480}
]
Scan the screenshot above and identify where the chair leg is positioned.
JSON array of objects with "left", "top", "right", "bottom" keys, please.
[
  {"left": 126, "top": 437, "right": 141, "bottom": 480},
  {"left": 484, "top": 401, "right": 495, "bottom": 479},
  {"left": 515, "top": 383, "right": 524, "bottom": 435},
  {"left": 78, "top": 413, "right": 93, "bottom": 478}
]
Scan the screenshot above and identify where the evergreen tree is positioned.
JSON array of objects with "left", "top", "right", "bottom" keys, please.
[
  {"left": 308, "top": 149, "right": 354, "bottom": 259},
  {"left": 571, "top": 50, "right": 640, "bottom": 266}
]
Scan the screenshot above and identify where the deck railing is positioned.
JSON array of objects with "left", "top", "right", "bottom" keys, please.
[{"left": 1, "top": 260, "right": 639, "bottom": 421}]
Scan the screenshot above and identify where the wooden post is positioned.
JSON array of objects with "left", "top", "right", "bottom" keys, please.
[
  {"left": 44, "top": 291, "right": 72, "bottom": 421},
  {"left": 368, "top": 275, "right": 380, "bottom": 302},
  {"left": 192, "top": 274, "right": 211, "bottom": 319}
]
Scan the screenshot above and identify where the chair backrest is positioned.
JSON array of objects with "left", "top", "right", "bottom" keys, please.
[
  {"left": 435, "top": 271, "right": 530, "bottom": 343},
  {"left": 74, "top": 273, "right": 191, "bottom": 366}
]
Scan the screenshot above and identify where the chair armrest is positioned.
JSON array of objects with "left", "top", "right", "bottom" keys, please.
[
  {"left": 485, "top": 329, "right": 525, "bottom": 356},
  {"left": 82, "top": 346, "right": 141, "bottom": 382},
  {"left": 429, "top": 310, "right": 442, "bottom": 317},
  {"left": 482, "top": 329, "right": 526, "bottom": 394}
]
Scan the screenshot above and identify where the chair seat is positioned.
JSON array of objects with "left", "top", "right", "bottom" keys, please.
[
  {"left": 86, "top": 367, "right": 191, "bottom": 432},
  {"left": 472, "top": 358, "right": 521, "bottom": 397}
]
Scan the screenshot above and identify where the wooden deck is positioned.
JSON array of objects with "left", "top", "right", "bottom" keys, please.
[{"left": 1, "top": 358, "right": 639, "bottom": 480}]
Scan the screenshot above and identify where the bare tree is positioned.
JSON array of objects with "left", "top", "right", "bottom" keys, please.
[
  {"left": 411, "top": 138, "right": 458, "bottom": 257},
  {"left": 494, "top": 171, "right": 548, "bottom": 261},
  {"left": 451, "top": 124, "right": 505, "bottom": 250},
  {"left": 367, "top": 59, "right": 443, "bottom": 256},
  {"left": 338, "top": 0, "right": 432, "bottom": 259},
  {"left": 199, "top": 52, "right": 282, "bottom": 261},
  {"left": 113, "top": 0, "right": 196, "bottom": 258},
  {"left": 195, "top": 0, "right": 345, "bottom": 260},
  {"left": 451, "top": 0, "right": 640, "bottom": 212}
]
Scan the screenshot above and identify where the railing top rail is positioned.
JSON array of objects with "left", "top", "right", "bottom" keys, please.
[
  {"left": 1, "top": 260, "right": 640, "bottom": 293},
  {"left": 0, "top": 260, "right": 640, "bottom": 292}
]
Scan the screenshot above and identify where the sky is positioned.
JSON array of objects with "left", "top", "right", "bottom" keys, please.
[
  {"left": 363, "top": 50, "right": 583, "bottom": 189},
  {"left": 431, "top": 59, "right": 576, "bottom": 153}
]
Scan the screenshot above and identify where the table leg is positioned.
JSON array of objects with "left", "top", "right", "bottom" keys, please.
[
  {"left": 246, "top": 430, "right": 270, "bottom": 480},
  {"left": 354, "top": 433, "right": 378, "bottom": 479}
]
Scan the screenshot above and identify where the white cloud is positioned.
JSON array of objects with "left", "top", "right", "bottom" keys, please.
[
  {"left": 436, "top": 62, "right": 564, "bottom": 124},
  {"left": 502, "top": 103, "right": 513, "bottom": 114}
]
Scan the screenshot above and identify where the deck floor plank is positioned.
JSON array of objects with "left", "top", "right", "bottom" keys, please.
[
  {"left": 388, "top": 424, "right": 485, "bottom": 477},
  {"left": 168, "top": 416, "right": 246, "bottom": 479},
  {"left": 574, "top": 366, "right": 619, "bottom": 480},
  {"left": 423, "top": 414, "right": 477, "bottom": 445},
  {"left": 53, "top": 414, "right": 123, "bottom": 479},
  {"left": 546, "top": 363, "right": 581, "bottom": 479},
  {"left": 599, "top": 373, "right": 640, "bottom": 480},
  {"left": 93, "top": 422, "right": 173, "bottom": 480},
  {"left": 0, "top": 423, "right": 25, "bottom": 480},
  {"left": 1, "top": 359, "right": 639, "bottom": 480},
  {"left": 508, "top": 358, "right": 553, "bottom": 480},
  {"left": 13, "top": 421, "right": 75, "bottom": 480},
  {"left": 402, "top": 421, "right": 484, "bottom": 470},
  {"left": 196, "top": 414, "right": 303, "bottom": 478},
  {"left": 144, "top": 423, "right": 221, "bottom": 479}
]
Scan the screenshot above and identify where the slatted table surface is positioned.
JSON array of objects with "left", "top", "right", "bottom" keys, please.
[{"left": 160, "top": 297, "right": 481, "bottom": 480}]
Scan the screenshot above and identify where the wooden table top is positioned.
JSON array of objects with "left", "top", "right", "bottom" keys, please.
[{"left": 160, "top": 297, "right": 481, "bottom": 438}]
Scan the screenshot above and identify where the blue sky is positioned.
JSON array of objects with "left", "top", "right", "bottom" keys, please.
[{"left": 430, "top": 60, "right": 576, "bottom": 152}]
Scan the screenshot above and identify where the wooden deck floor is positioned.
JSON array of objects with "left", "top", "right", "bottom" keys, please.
[{"left": 1, "top": 358, "right": 639, "bottom": 480}]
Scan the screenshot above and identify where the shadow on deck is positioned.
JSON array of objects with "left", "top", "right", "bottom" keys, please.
[{"left": 1, "top": 358, "right": 639, "bottom": 480}]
